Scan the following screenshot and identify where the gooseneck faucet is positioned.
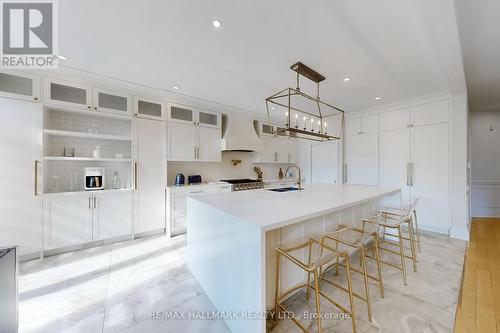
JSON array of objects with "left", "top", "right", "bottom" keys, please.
[{"left": 285, "top": 165, "right": 302, "bottom": 190}]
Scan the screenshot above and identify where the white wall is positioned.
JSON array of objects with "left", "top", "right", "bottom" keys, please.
[
  {"left": 167, "top": 151, "right": 291, "bottom": 185},
  {"left": 470, "top": 109, "right": 500, "bottom": 217}
]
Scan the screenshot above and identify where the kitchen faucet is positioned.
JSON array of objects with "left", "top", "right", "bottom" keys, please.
[{"left": 285, "top": 165, "right": 302, "bottom": 190}]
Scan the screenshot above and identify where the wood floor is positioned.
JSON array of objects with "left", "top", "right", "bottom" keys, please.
[{"left": 455, "top": 218, "right": 500, "bottom": 333}]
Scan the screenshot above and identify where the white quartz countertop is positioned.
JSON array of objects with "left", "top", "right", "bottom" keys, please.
[{"left": 191, "top": 184, "right": 400, "bottom": 231}]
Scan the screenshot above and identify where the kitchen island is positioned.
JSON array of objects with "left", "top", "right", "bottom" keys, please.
[{"left": 187, "top": 184, "right": 400, "bottom": 333}]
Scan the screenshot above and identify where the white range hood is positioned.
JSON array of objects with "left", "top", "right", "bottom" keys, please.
[{"left": 221, "top": 114, "right": 262, "bottom": 152}]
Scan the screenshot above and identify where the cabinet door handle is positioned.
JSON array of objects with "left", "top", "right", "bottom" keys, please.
[
  {"left": 406, "top": 162, "right": 410, "bottom": 186},
  {"left": 190, "top": 190, "right": 204, "bottom": 194},
  {"left": 344, "top": 163, "right": 348, "bottom": 183},
  {"left": 93, "top": 196, "right": 97, "bottom": 208},
  {"left": 410, "top": 162, "right": 414, "bottom": 186},
  {"left": 33, "top": 160, "right": 40, "bottom": 196},
  {"left": 134, "top": 162, "right": 138, "bottom": 190}
]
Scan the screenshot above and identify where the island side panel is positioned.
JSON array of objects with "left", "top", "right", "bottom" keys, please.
[
  {"left": 265, "top": 200, "right": 380, "bottom": 309},
  {"left": 187, "top": 198, "right": 265, "bottom": 333}
]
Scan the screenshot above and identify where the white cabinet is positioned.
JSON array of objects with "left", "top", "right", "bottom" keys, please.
[
  {"left": 167, "top": 122, "right": 197, "bottom": 161},
  {"left": 311, "top": 141, "right": 340, "bottom": 184},
  {"left": 44, "top": 78, "right": 92, "bottom": 110},
  {"left": 134, "top": 118, "right": 167, "bottom": 235},
  {"left": 134, "top": 96, "right": 165, "bottom": 120},
  {"left": 380, "top": 100, "right": 449, "bottom": 132},
  {"left": 411, "top": 123, "right": 450, "bottom": 231},
  {"left": 411, "top": 99, "right": 449, "bottom": 127},
  {"left": 93, "top": 88, "right": 132, "bottom": 116},
  {"left": 0, "top": 98, "right": 42, "bottom": 257},
  {"left": 43, "top": 195, "right": 92, "bottom": 250},
  {"left": 44, "top": 78, "right": 162, "bottom": 118},
  {"left": 167, "top": 111, "right": 222, "bottom": 162},
  {"left": 167, "top": 184, "right": 231, "bottom": 236},
  {"left": 380, "top": 128, "right": 411, "bottom": 207},
  {"left": 167, "top": 103, "right": 221, "bottom": 128},
  {"left": 288, "top": 140, "right": 299, "bottom": 164},
  {"left": 344, "top": 133, "right": 379, "bottom": 185},
  {"left": 345, "top": 114, "right": 379, "bottom": 136},
  {"left": 43, "top": 191, "right": 133, "bottom": 250},
  {"left": 92, "top": 191, "right": 132, "bottom": 240},
  {"left": 0, "top": 71, "right": 40, "bottom": 102},
  {"left": 380, "top": 108, "right": 411, "bottom": 131},
  {"left": 377, "top": 99, "right": 451, "bottom": 233},
  {"left": 198, "top": 126, "right": 222, "bottom": 161},
  {"left": 254, "top": 137, "right": 298, "bottom": 164}
]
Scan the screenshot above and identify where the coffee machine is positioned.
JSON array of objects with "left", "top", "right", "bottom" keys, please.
[{"left": 85, "top": 167, "right": 105, "bottom": 190}]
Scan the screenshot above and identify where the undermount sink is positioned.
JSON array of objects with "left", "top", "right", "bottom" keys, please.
[{"left": 268, "top": 187, "right": 300, "bottom": 192}]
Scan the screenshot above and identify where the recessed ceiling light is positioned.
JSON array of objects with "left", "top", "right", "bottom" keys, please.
[
  {"left": 343, "top": 77, "right": 350, "bottom": 82},
  {"left": 375, "top": 97, "right": 381, "bottom": 100},
  {"left": 57, "top": 55, "right": 67, "bottom": 60},
  {"left": 173, "top": 86, "right": 179, "bottom": 90},
  {"left": 212, "top": 20, "right": 222, "bottom": 28}
]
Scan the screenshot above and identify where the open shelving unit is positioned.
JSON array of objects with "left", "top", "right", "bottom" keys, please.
[
  {"left": 43, "top": 129, "right": 132, "bottom": 141},
  {"left": 42, "top": 106, "right": 133, "bottom": 194},
  {"left": 42, "top": 156, "right": 132, "bottom": 162}
]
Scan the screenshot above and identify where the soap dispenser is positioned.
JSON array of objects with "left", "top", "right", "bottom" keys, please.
[{"left": 278, "top": 167, "right": 284, "bottom": 179}]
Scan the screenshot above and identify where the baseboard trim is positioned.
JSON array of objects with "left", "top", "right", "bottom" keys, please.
[{"left": 449, "top": 227, "right": 470, "bottom": 241}]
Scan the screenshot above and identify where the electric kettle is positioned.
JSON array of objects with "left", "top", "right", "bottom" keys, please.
[{"left": 175, "top": 173, "right": 185, "bottom": 186}]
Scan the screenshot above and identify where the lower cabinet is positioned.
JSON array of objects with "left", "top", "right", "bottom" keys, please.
[
  {"left": 167, "top": 184, "right": 231, "bottom": 236},
  {"left": 92, "top": 191, "right": 133, "bottom": 241},
  {"left": 43, "top": 191, "right": 132, "bottom": 250}
]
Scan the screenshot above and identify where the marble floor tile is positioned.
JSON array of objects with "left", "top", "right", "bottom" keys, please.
[{"left": 18, "top": 231, "right": 465, "bottom": 333}]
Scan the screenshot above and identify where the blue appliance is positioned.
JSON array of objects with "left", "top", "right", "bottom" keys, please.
[{"left": 175, "top": 173, "right": 185, "bottom": 186}]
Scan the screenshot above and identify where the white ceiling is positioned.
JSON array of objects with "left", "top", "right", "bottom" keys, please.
[
  {"left": 58, "top": 0, "right": 466, "bottom": 113},
  {"left": 455, "top": 0, "right": 500, "bottom": 111}
]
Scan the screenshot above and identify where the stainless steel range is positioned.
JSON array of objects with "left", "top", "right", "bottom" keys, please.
[{"left": 220, "top": 179, "right": 264, "bottom": 191}]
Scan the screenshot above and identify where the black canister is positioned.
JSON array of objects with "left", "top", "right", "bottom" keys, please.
[{"left": 175, "top": 173, "right": 185, "bottom": 186}]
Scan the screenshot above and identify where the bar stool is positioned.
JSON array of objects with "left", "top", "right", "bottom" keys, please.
[
  {"left": 319, "top": 218, "right": 385, "bottom": 324},
  {"left": 365, "top": 207, "right": 418, "bottom": 286},
  {"left": 274, "top": 226, "right": 357, "bottom": 333},
  {"left": 379, "top": 197, "right": 421, "bottom": 254}
]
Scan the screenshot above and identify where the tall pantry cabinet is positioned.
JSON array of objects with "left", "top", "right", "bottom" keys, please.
[
  {"left": 133, "top": 117, "right": 167, "bottom": 234},
  {"left": 0, "top": 95, "right": 42, "bottom": 257},
  {"left": 379, "top": 99, "right": 450, "bottom": 233}
]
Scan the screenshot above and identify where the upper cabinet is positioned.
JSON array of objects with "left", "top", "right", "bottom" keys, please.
[
  {"left": 44, "top": 78, "right": 92, "bottom": 110},
  {"left": 380, "top": 99, "right": 449, "bottom": 131},
  {"left": 344, "top": 114, "right": 379, "bottom": 136},
  {"left": 93, "top": 88, "right": 132, "bottom": 116},
  {"left": 253, "top": 137, "right": 298, "bottom": 164},
  {"left": 411, "top": 99, "right": 449, "bottom": 127},
  {"left": 167, "top": 103, "right": 221, "bottom": 128},
  {"left": 44, "top": 77, "right": 163, "bottom": 119},
  {"left": 380, "top": 108, "right": 411, "bottom": 131},
  {"left": 134, "top": 96, "right": 165, "bottom": 120},
  {"left": 0, "top": 71, "right": 40, "bottom": 102},
  {"left": 167, "top": 103, "right": 222, "bottom": 162}
]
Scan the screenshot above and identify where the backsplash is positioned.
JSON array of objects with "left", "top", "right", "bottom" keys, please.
[{"left": 167, "top": 151, "right": 293, "bottom": 185}]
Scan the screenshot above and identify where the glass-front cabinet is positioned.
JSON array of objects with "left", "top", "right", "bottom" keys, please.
[
  {"left": 93, "top": 88, "right": 131, "bottom": 115},
  {"left": 0, "top": 71, "right": 40, "bottom": 102},
  {"left": 134, "top": 96, "right": 164, "bottom": 120},
  {"left": 167, "top": 103, "right": 221, "bottom": 128},
  {"left": 44, "top": 77, "right": 92, "bottom": 110},
  {"left": 168, "top": 103, "right": 195, "bottom": 124},
  {"left": 198, "top": 109, "right": 220, "bottom": 128}
]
